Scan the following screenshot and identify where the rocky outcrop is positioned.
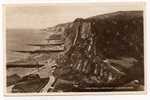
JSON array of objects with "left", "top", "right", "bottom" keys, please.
[{"left": 52, "top": 11, "right": 144, "bottom": 91}]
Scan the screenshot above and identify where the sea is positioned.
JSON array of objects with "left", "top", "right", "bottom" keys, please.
[
  {"left": 6, "top": 29, "right": 50, "bottom": 77},
  {"left": 6, "top": 29, "right": 50, "bottom": 62}
]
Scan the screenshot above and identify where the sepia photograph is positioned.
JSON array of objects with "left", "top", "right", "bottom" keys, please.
[{"left": 4, "top": 2, "right": 145, "bottom": 95}]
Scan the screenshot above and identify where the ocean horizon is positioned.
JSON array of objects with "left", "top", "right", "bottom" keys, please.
[{"left": 6, "top": 29, "right": 49, "bottom": 62}]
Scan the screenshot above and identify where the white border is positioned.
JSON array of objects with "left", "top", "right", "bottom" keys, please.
[
  {"left": 0, "top": 0, "right": 150, "bottom": 99},
  {"left": 2, "top": 1, "right": 147, "bottom": 96}
]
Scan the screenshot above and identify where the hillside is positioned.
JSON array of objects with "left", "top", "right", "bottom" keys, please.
[{"left": 51, "top": 11, "right": 144, "bottom": 91}]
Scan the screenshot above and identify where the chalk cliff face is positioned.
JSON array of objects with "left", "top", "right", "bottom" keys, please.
[
  {"left": 62, "top": 11, "right": 143, "bottom": 59},
  {"left": 46, "top": 11, "right": 143, "bottom": 60},
  {"left": 50, "top": 11, "right": 144, "bottom": 91}
]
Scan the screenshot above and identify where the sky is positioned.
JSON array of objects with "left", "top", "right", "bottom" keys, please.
[{"left": 5, "top": 3, "right": 144, "bottom": 29}]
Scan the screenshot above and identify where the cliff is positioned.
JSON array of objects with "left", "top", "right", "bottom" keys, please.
[{"left": 51, "top": 11, "right": 144, "bottom": 91}]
